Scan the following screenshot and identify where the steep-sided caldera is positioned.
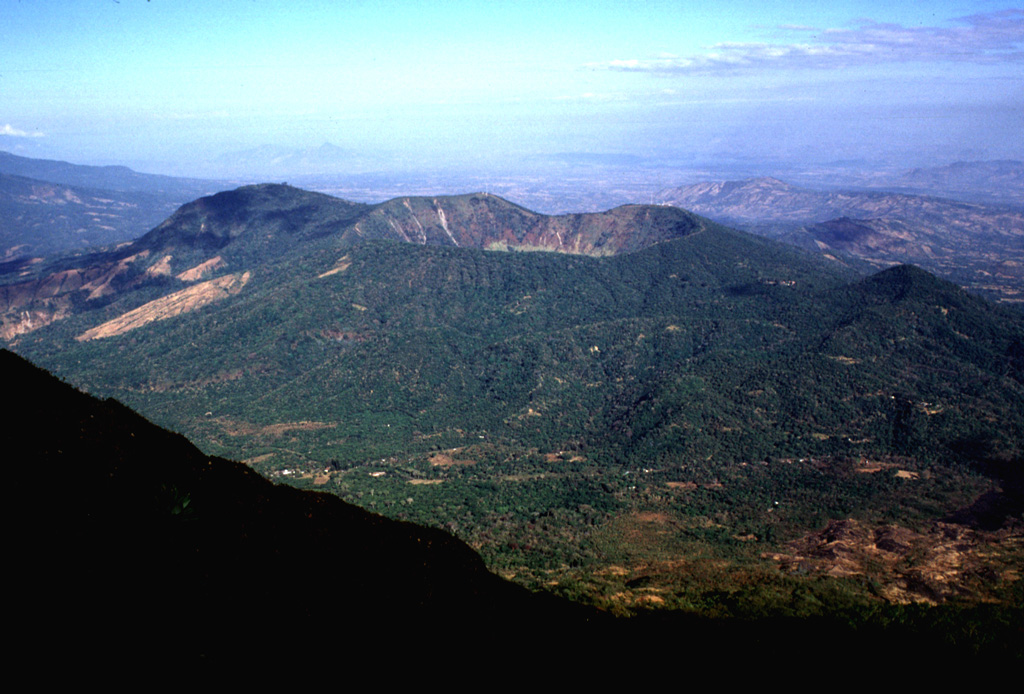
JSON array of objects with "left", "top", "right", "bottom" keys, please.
[
  {"left": 0, "top": 184, "right": 712, "bottom": 339},
  {"left": 359, "top": 193, "right": 706, "bottom": 254}
]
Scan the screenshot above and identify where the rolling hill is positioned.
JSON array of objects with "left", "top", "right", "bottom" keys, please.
[{"left": 657, "top": 176, "right": 1024, "bottom": 306}]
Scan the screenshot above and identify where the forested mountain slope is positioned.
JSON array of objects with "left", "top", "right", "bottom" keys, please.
[{"left": 6, "top": 184, "right": 1022, "bottom": 623}]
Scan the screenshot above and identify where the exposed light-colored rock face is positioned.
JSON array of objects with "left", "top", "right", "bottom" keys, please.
[
  {"left": 176, "top": 255, "right": 226, "bottom": 282},
  {"left": 75, "top": 271, "right": 250, "bottom": 341},
  {"left": 0, "top": 251, "right": 157, "bottom": 339},
  {"left": 145, "top": 254, "right": 175, "bottom": 279},
  {"left": 0, "top": 306, "right": 71, "bottom": 341},
  {"left": 359, "top": 194, "right": 707, "bottom": 256},
  {"left": 317, "top": 254, "right": 351, "bottom": 278}
]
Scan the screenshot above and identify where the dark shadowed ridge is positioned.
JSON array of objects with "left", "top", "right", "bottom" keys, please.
[
  {"left": 138, "top": 183, "right": 370, "bottom": 253},
  {"left": 4, "top": 348, "right": 609, "bottom": 663},
  {"left": 853, "top": 263, "right": 952, "bottom": 301}
]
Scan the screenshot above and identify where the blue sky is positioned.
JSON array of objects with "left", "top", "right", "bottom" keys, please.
[{"left": 2, "top": 1, "right": 1022, "bottom": 176}]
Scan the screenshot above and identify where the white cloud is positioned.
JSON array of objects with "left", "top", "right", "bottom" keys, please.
[
  {"left": 1, "top": 124, "right": 44, "bottom": 138},
  {"left": 594, "top": 9, "right": 1024, "bottom": 75}
]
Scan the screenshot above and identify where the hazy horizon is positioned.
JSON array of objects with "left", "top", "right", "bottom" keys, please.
[{"left": 3, "top": 1, "right": 1022, "bottom": 184}]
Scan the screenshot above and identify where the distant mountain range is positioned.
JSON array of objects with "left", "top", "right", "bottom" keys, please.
[
  {"left": 884, "top": 160, "right": 1024, "bottom": 206},
  {"left": 0, "top": 150, "right": 217, "bottom": 197},
  {"left": 0, "top": 150, "right": 223, "bottom": 259},
  {"left": 0, "top": 172, "right": 184, "bottom": 258},
  {"left": 6, "top": 182, "right": 1022, "bottom": 624},
  {"left": 658, "top": 176, "right": 1024, "bottom": 306},
  {"left": 6, "top": 150, "right": 1021, "bottom": 310}
]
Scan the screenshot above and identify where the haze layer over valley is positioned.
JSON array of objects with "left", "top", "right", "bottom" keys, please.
[{"left": 5, "top": 3, "right": 1022, "bottom": 204}]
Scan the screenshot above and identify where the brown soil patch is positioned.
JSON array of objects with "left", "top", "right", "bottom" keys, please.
[
  {"left": 408, "top": 479, "right": 443, "bottom": 485},
  {"left": 429, "top": 451, "right": 476, "bottom": 467},
  {"left": 148, "top": 368, "right": 244, "bottom": 393},
  {"left": 83, "top": 251, "right": 151, "bottom": 300},
  {"left": 176, "top": 255, "right": 226, "bottom": 282},
  {"left": 636, "top": 594, "right": 665, "bottom": 605},
  {"left": 635, "top": 512, "right": 672, "bottom": 523},
  {"left": 215, "top": 418, "right": 335, "bottom": 439},
  {"left": 856, "top": 461, "right": 890, "bottom": 473},
  {"left": 606, "top": 589, "right": 668, "bottom": 608},
  {"left": 771, "top": 518, "right": 1024, "bottom": 604},
  {"left": 260, "top": 421, "right": 334, "bottom": 436},
  {"left": 512, "top": 407, "right": 542, "bottom": 420},
  {"left": 501, "top": 473, "right": 551, "bottom": 482},
  {"left": 146, "top": 255, "right": 174, "bottom": 278},
  {"left": 598, "top": 512, "right": 689, "bottom": 564},
  {"left": 665, "top": 481, "right": 698, "bottom": 490},
  {"left": 1, "top": 305, "right": 70, "bottom": 341},
  {"left": 320, "top": 328, "right": 369, "bottom": 343}
]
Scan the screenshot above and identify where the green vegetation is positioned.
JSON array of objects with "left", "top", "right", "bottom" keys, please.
[{"left": 7, "top": 186, "right": 1023, "bottom": 635}]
